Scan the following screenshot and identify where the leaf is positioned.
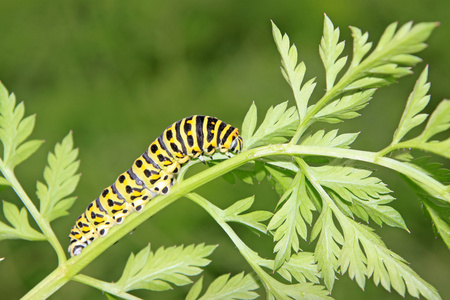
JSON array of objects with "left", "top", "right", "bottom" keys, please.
[
  {"left": 223, "top": 196, "right": 272, "bottom": 234},
  {"left": 37, "top": 132, "right": 80, "bottom": 222},
  {"left": 418, "top": 99, "right": 450, "bottom": 141},
  {"left": 272, "top": 21, "right": 316, "bottom": 119},
  {"left": 266, "top": 279, "right": 332, "bottom": 300},
  {"left": 319, "top": 14, "right": 347, "bottom": 90},
  {"left": 258, "top": 252, "right": 320, "bottom": 284},
  {"left": 309, "top": 164, "right": 408, "bottom": 230},
  {"left": 313, "top": 89, "right": 375, "bottom": 124},
  {"left": 116, "top": 244, "right": 216, "bottom": 292},
  {"left": 422, "top": 198, "right": 450, "bottom": 250},
  {"left": 241, "top": 102, "right": 257, "bottom": 143},
  {"left": 342, "top": 21, "right": 437, "bottom": 92},
  {"left": 301, "top": 130, "right": 358, "bottom": 149},
  {"left": 0, "top": 201, "right": 46, "bottom": 241},
  {"left": 311, "top": 206, "right": 343, "bottom": 291},
  {"left": 336, "top": 214, "right": 442, "bottom": 299},
  {"left": 0, "top": 176, "right": 10, "bottom": 191},
  {"left": 244, "top": 101, "right": 298, "bottom": 149},
  {"left": 349, "top": 26, "right": 372, "bottom": 68},
  {"left": 186, "top": 277, "right": 203, "bottom": 300},
  {"left": 0, "top": 83, "right": 43, "bottom": 170},
  {"left": 392, "top": 66, "right": 431, "bottom": 144},
  {"left": 197, "top": 272, "right": 259, "bottom": 300},
  {"left": 268, "top": 172, "right": 310, "bottom": 269}
]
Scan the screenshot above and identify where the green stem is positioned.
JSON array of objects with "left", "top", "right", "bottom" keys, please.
[
  {"left": 22, "top": 143, "right": 449, "bottom": 299},
  {"left": 186, "top": 193, "right": 287, "bottom": 299},
  {"left": 72, "top": 274, "right": 141, "bottom": 300},
  {"left": 0, "top": 164, "right": 66, "bottom": 264}
]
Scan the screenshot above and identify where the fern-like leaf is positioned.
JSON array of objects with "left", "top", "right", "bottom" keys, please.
[
  {"left": 258, "top": 252, "right": 320, "bottom": 284},
  {"left": 37, "top": 132, "right": 80, "bottom": 222},
  {"left": 309, "top": 164, "right": 408, "bottom": 230},
  {"left": 313, "top": 89, "right": 375, "bottom": 124},
  {"left": 300, "top": 130, "right": 358, "bottom": 148},
  {"left": 272, "top": 22, "right": 316, "bottom": 120},
  {"left": 320, "top": 14, "right": 347, "bottom": 91},
  {"left": 310, "top": 206, "right": 343, "bottom": 291},
  {"left": 0, "top": 82, "right": 43, "bottom": 170},
  {"left": 0, "top": 201, "right": 45, "bottom": 241},
  {"left": 344, "top": 21, "right": 437, "bottom": 92},
  {"left": 189, "top": 272, "right": 259, "bottom": 300},
  {"left": 392, "top": 66, "right": 431, "bottom": 144},
  {"left": 223, "top": 196, "right": 272, "bottom": 234},
  {"left": 336, "top": 214, "right": 442, "bottom": 299},
  {"left": 268, "top": 172, "right": 311, "bottom": 269},
  {"left": 244, "top": 101, "right": 298, "bottom": 149},
  {"left": 116, "top": 244, "right": 216, "bottom": 292}
]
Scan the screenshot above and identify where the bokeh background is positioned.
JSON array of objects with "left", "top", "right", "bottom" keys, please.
[{"left": 0, "top": 0, "right": 449, "bottom": 299}]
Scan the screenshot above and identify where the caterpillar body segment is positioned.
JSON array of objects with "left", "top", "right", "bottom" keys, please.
[{"left": 68, "top": 115, "right": 243, "bottom": 257}]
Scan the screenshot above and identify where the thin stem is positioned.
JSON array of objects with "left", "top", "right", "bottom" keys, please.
[
  {"left": 22, "top": 143, "right": 449, "bottom": 298},
  {"left": 73, "top": 274, "right": 141, "bottom": 300},
  {"left": 0, "top": 164, "right": 66, "bottom": 264},
  {"left": 186, "top": 193, "right": 287, "bottom": 299}
]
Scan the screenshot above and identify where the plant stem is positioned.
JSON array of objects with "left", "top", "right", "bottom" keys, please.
[
  {"left": 186, "top": 193, "right": 288, "bottom": 299},
  {"left": 0, "top": 164, "right": 66, "bottom": 264},
  {"left": 22, "top": 143, "right": 449, "bottom": 298},
  {"left": 73, "top": 274, "right": 141, "bottom": 300}
]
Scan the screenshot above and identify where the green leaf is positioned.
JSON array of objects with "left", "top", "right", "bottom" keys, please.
[
  {"left": 301, "top": 130, "right": 358, "bottom": 149},
  {"left": 336, "top": 214, "right": 442, "bottom": 299},
  {"left": 186, "top": 277, "right": 203, "bottom": 300},
  {"left": 0, "top": 176, "right": 11, "bottom": 191},
  {"left": 244, "top": 101, "right": 298, "bottom": 149},
  {"left": 422, "top": 198, "right": 450, "bottom": 250},
  {"left": 116, "top": 244, "right": 216, "bottom": 292},
  {"left": 197, "top": 273, "right": 259, "bottom": 300},
  {"left": 349, "top": 26, "right": 372, "bottom": 68},
  {"left": 392, "top": 66, "right": 431, "bottom": 144},
  {"left": 342, "top": 21, "right": 436, "bottom": 92},
  {"left": 311, "top": 206, "right": 343, "bottom": 291},
  {"left": 272, "top": 21, "right": 316, "bottom": 119},
  {"left": 310, "top": 164, "right": 392, "bottom": 202},
  {"left": 37, "top": 132, "right": 80, "bottom": 222},
  {"left": 314, "top": 89, "right": 375, "bottom": 124},
  {"left": 268, "top": 172, "right": 309, "bottom": 269},
  {"left": 310, "top": 164, "right": 408, "bottom": 230},
  {"left": 241, "top": 102, "right": 257, "bottom": 143},
  {"left": 265, "top": 163, "right": 295, "bottom": 195},
  {"left": 258, "top": 252, "right": 320, "bottom": 284},
  {"left": 320, "top": 14, "right": 347, "bottom": 90},
  {"left": 0, "top": 83, "right": 43, "bottom": 170},
  {"left": 0, "top": 201, "right": 46, "bottom": 241},
  {"left": 223, "top": 196, "right": 272, "bottom": 234},
  {"left": 418, "top": 99, "right": 450, "bottom": 141}
]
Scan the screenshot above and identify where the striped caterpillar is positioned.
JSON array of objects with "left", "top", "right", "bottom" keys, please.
[{"left": 68, "top": 115, "right": 243, "bottom": 257}]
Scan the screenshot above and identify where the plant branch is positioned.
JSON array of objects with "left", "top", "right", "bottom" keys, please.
[
  {"left": 0, "top": 163, "right": 66, "bottom": 264},
  {"left": 22, "top": 143, "right": 448, "bottom": 298}
]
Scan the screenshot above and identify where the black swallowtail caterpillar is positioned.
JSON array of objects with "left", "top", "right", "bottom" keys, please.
[{"left": 68, "top": 115, "right": 243, "bottom": 257}]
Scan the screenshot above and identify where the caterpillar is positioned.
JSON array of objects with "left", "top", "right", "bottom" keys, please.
[{"left": 68, "top": 115, "right": 243, "bottom": 257}]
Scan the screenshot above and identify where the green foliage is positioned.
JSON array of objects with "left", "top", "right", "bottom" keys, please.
[
  {"left": 115, "top": 244, "right": 216, "bottom": 292},
  {"left": 0, "top": 82, "right": 43, "bottom": 170},
  {"left": 37, "top": 132, "right": 80, "bottom": 222},
  {"left": 0, "top": 201, "right": 45, "bottom": 241},
  {"left": 187, "top": 273, "right": 259, "bottom": 300},
  {"left": 0, "top": 14, "right": 448, "bottom": 300}
]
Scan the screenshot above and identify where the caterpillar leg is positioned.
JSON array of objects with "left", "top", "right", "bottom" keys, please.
[
  {"left": 150, "top": 173, "right": 175, "bottom": 195},
  {"left": 129, "top": 188, "right": 155, "bottom": 212}
]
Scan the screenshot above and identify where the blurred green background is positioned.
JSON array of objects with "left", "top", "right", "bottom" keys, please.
[{"left": 0, "top": 0, "right": 449, "bottom": 299}]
